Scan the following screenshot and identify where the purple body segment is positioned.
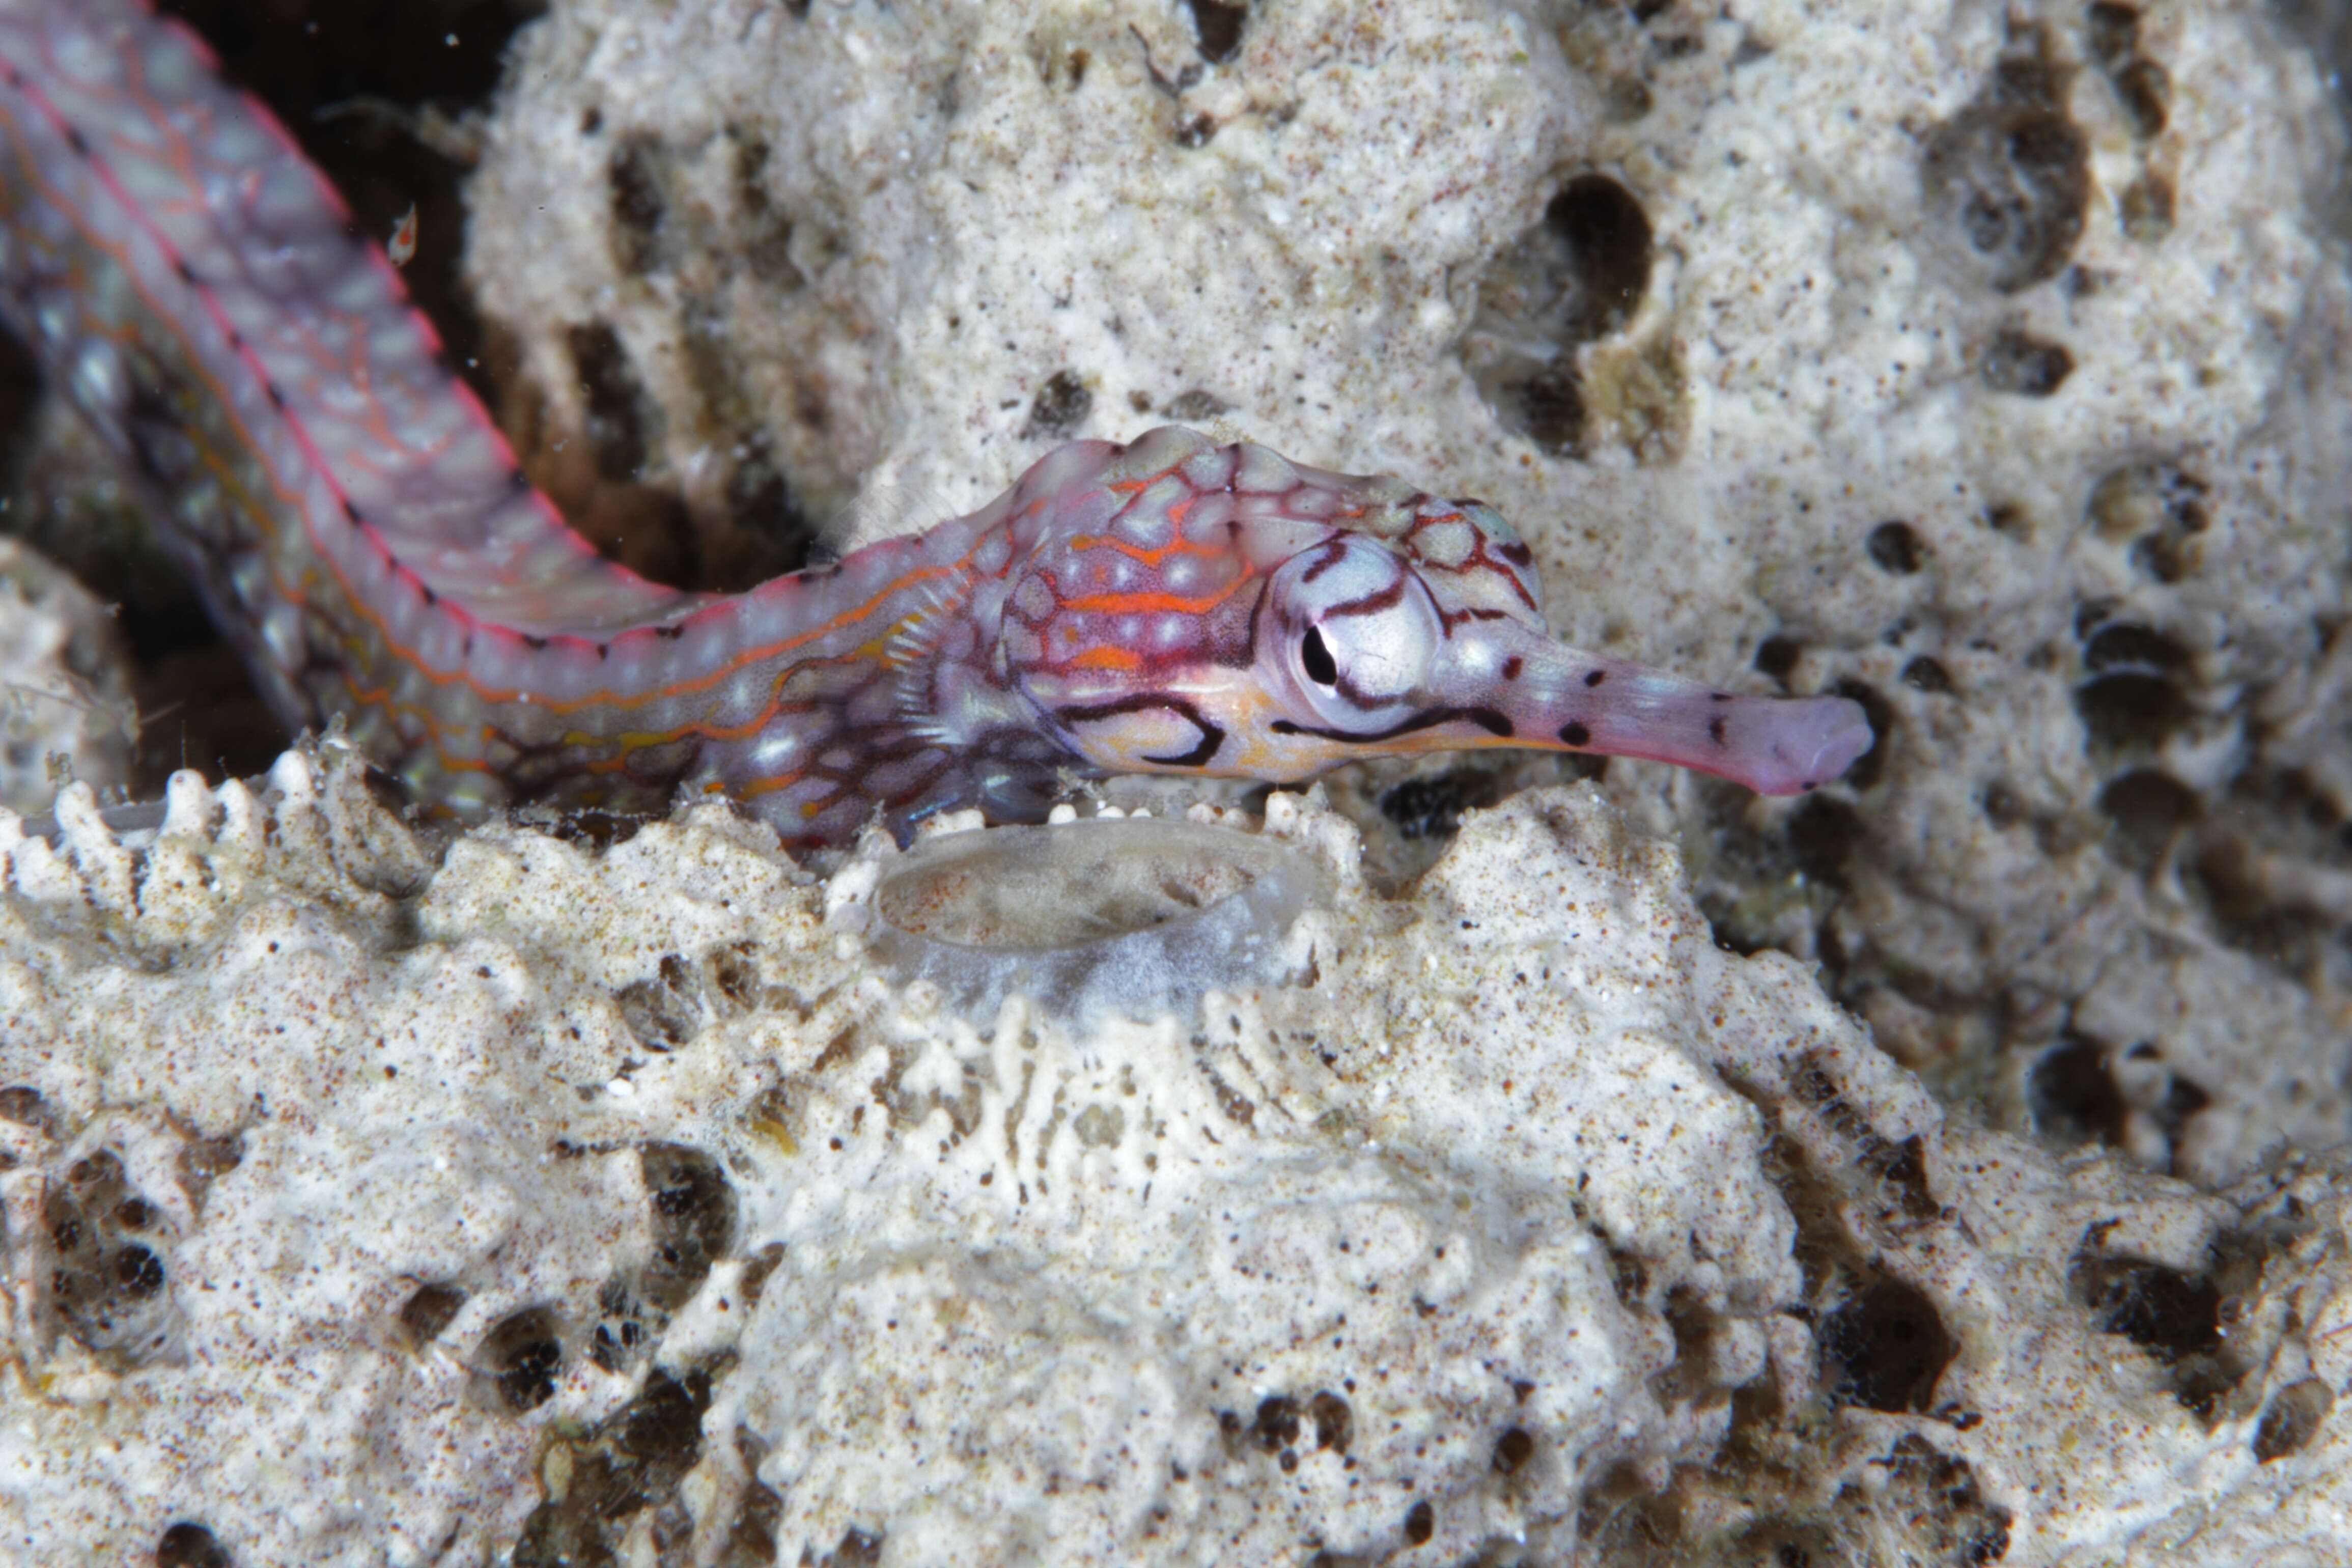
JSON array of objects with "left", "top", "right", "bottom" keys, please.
[{"left": 0, "top": 0, "right": 1870, "bottom": 848}]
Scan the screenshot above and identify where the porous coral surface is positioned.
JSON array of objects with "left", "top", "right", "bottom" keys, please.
[
  {"left": 3, "top": 756, "right": 2348, "bottom": 1564},
  {"left": 5, "top": 0, "right": 2352, "bottom": 1562},
  {"left": 0, "top": 755, "right": 1846, "bottom": 1561}
]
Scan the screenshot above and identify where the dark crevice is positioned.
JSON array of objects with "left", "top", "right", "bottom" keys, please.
[
  {"left": 1466, "top": 173, "right": 1656, "bottom": 456},
  {"left": 1183, "top": 0, "right": 1249, "bottom": 64},
  {"left": 1919, "top": 22, "right": 2089, "bottom": 291}
]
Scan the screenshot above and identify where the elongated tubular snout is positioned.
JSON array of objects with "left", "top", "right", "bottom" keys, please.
[{"left": 1440, "top": 627, "right": 1874, "bottom": 795}]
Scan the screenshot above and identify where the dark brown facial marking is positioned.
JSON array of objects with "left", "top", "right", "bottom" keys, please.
[
  {"left": 1502, "top": 656, "right": 1523, "bottom": 681},
  {"left": 1708, "top": 713, "right": 1728, "bottom": 745},
  {"left": 1274, "top": 707, "right": 1511, "bottom": 743},
  {"left": 1584, "top": 668, "right": 1605, "bottom": 687},
  {"left": 1559, "top": 721, "right": 1591, "bottom": 747},
  {"left": 1059, "top": 693, "right": 1227, "bottom": 768}
]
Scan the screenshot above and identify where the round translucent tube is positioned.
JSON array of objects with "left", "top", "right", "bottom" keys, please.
[{"left": 865, "top": 818, "right": 1330, "bottom": 1022}]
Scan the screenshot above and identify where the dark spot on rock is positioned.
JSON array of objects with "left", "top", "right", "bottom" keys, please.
[
  {"left": 2075, "top": 673, "right": 2190, "bottom": 747},
  {"left": 2086, "top": 3, "right": 2140, "bottom": 67},
  {"left": 1174, "top": 113, "right": 1218, "bottom": 148},
  {"left": 1787, "top": 794, "right": 1863, "bottom": 888},
  {"left": 1833, "top": 681, "right": 1893, "bottom": 789},
  {"left": 1979, "top": 328, "right": 2074, "bottom": 396},
  {"left": 1920, "top": 26, "right": 2089, "bottom": 291},
  {"left": 1403, "top": 1499, "right": 1436, "bottom": 1547},
  {"left": 399, "top": 1283, "right": 468, "bottom": 1347},
  {"left": 1466, "top": 174, "right": 1655, "bottom": 455},
  {"left": 1604, "top": 75, "right": 1653, "bottom": 121},
  {"left": 2029, "top": 1033, "right": 2127, "bottom": 1146},
  {"left": 1497, "top": 361, "right": 1587, "bottom": 456},
  {"left": 1542, "top": 174, "right": 1654, "bottom": 339},
  {"left": 2112, "top": 59, "right": 2169, "bottom": 138},
  {"left": 2090, "top": 463, "right": 2209, "bottom": 582},
  {"left": 43, "top": 1147, "right": 178, "bottom": 1366},
  {"left": 1754, "top": 635, "right": 1802, "bottom": 681},
  {"left": 1308, "top": 1389, "right": 1353, "bottom": 1452},
  {"left": 0, "top": 1085, "right": 55, "bottom": 1134},
  {"left": 1901, "top": 656, "right": 1951, "bottom": 692},
  {"left": 1559, "top": 720, "right": 1592, "bottom": 748},
  {"left": 477, "top": 1305, "right": 565, "bottom": 1413},
  {"left": 614, "top": 954, "right": 701, "bottom": 1052},
  {"left": 717, "top": 1429, "right": 786, "bottom": 1564},
  {"left": 1184, "top": 0, "right": 1248, "bottom": 64},
  {"left": 2120, "top": 173, "right": 2174, "bottom": 242},
  {"left": 513, "top": 1366, "right": 719, "bottom": 1566},
  {"left": 591, "top": 1277, "right": 651, "bottom": 1374},
  {"left": 1251, "top": 1394, "right": 1302, "bottom": 1452},
  {"left": 1021, "top": 371, "right": 1093, "bottom": 440},
  {"left": 2098, "top": 768, "right": 2198, "bottom": 856},
  {"left": 728, "top": 136, "right": 803, "bottom": 288},
  {"left": 2074, "top": 1251, "right": 2249, "bottom": 1417},
  {"left": 641, "top": 1142, "right": 737, "bottom": 1311},
  {"left": 2082, "top": 622, "right": 2189, "bottom": 675},
  {"left": 156, "top": 1522, "right": 232, "bottom": 1568},
  {"left": 722, "top": 430, "right": 819, "bottom": 576},
  {"left": 1881, "top": 1436, "right": 2013, "bottom": 1565},
  {"left": 114, "top": 1244, "right": 165, "bottom": 1299},
  {"left": 1493, "top": 1425, "right": 1535, "bottom": 1474},
  {"left": 1866, "top": 520, "right": 1923, "bottom": 574},
  {"left": 1379, "top": 772, "right": 1499, "bottom": 841},
  {"left": 608, "top": 134, "right": 668, "bottom": 276},
  {"left": 1162, "top": 388, "right": 1231, "bottom": 421},
  {"left": 1819, "top": 1278, "right": 1955, "bottom": 1413},
  {"left": 567, "top": 323, "right": 657, "bottom": 484},
  {"left": 580, "top": 106, "right": 603, "bottom": 136},
  {"left": 2079, "top": 1258, "right": 2220, "bottom": 1359},
  {"left": 2253, "top": 1378, "right": 2333, "bottom": 1462}
]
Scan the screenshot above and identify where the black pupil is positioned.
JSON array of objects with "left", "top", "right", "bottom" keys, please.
[{"left": 1301, "top": 625, "right": 1338, "bottom": 685}]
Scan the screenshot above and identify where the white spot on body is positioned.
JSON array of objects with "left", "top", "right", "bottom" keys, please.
[
  {"left": 1413, "top": 520, "right": 1477, "bottom": 568},
  {"left": 1180, "top": 444, "right": 1236, "bottom": 491},
  {"left": 1235, "top": 444, "right": 1300, "bottom": 494},
  {"left": 751, "top": 732, "right": 800, "bottom": 772},
  {"left": 1122, "top": 493, "right": 1175, "bottom": 548}
]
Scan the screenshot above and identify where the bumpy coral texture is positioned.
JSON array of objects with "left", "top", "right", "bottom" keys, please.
[
  {"left": 5, "top": 752, "right": 2350, "bottom": 1566},
  {"left": 466, "top": 0, "right": 2352, "bottom": 1194},
  {"left": 0, "top": 536, "right": 133, "bottom": 812}
]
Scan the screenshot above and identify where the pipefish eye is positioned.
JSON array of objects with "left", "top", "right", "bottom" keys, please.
[{"left": 1271, "top": 537, "right": 1440, "bottom": 728}]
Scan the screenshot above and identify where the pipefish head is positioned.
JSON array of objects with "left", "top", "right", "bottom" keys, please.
[{"left": 1005, "top": 432, "right": 1872, "bottom": 797}]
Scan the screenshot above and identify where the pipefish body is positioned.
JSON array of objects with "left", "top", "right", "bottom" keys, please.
[{"left": 0, "top": 0, "right": 1869, "bottom": 849}]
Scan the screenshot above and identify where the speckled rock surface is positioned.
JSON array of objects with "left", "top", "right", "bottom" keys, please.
[
  {"left": 465, "top": 0, "right": 2352, "bottom": 1196},
  {"left": 0, "top": 756, "right": 1844, "bottom": 1562},
  {"left": 5, "top": 754, "right": 2349, "bottom": 1564}
]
